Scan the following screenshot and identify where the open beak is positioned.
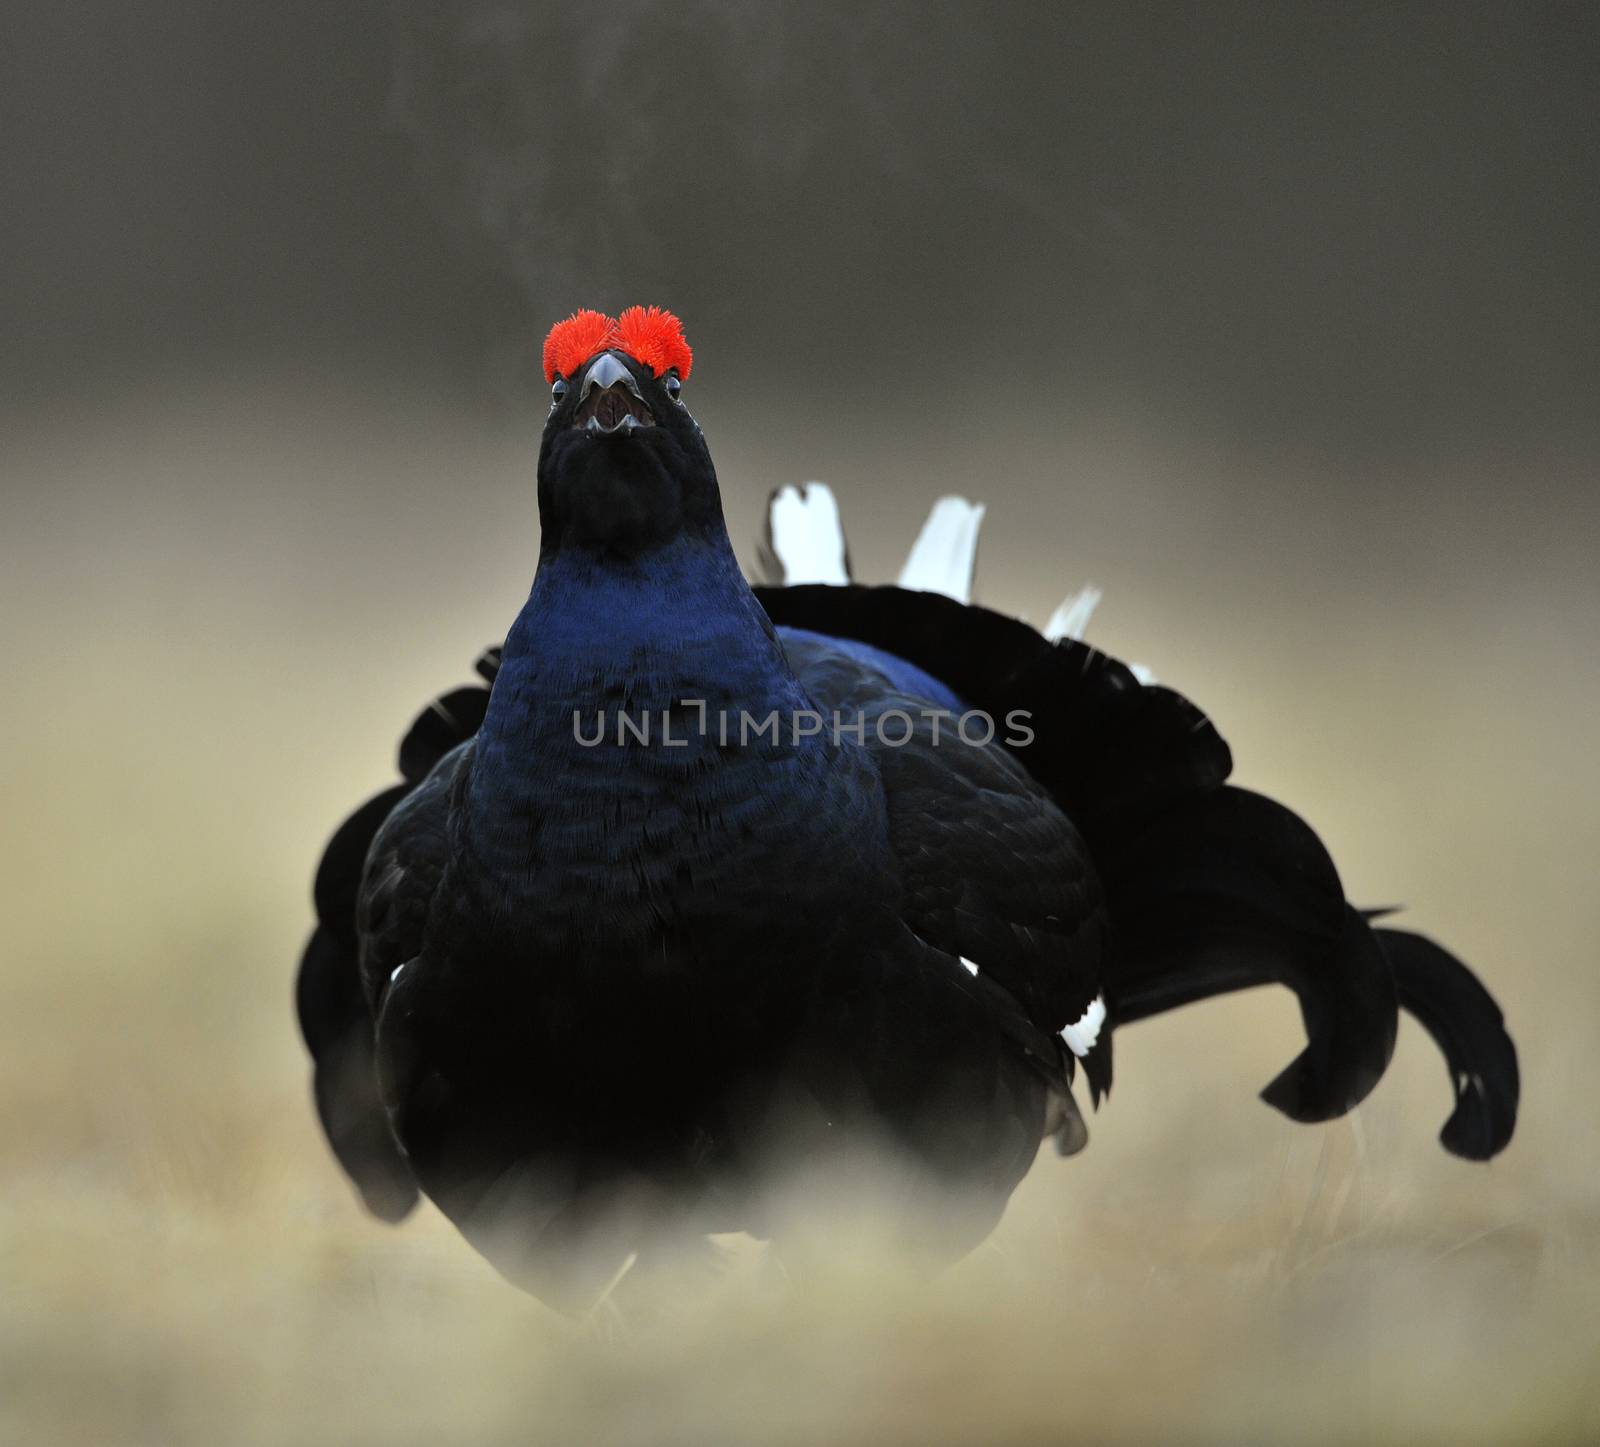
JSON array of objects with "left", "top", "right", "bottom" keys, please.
[{"left": 573, "top": 351, "right": 655, "bottom": 434}]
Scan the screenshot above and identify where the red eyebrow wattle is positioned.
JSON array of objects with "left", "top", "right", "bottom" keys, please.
[
  {"left": 541, "top": 306, "right": 693, "bottom": 384},
  {"left": 611, "top": 306, "right": 693, "bottom": 382},
  {"left": 542, "top": 309, "right": 617, "bottom": 384}
]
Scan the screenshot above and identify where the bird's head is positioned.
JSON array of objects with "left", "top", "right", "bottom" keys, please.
[{"left": 535, "top": 306, "right": 720, "bottom": 558}]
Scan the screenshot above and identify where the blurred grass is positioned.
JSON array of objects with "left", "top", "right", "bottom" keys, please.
[{"left": 2, "top": 378, "right": 1597, "bottom": 1445}]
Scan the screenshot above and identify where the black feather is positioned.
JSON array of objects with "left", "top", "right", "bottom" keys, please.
[
  {"left": 1376, "top": 927, "right": 1519, "bottom": 1160},
  {"left": 297, "top": 576, "right": 1520, "bottom": 1286},
  {"left": 755, "top": 583, "right": 1233, "bottom": 834},
  {"left": 298, "top": 670, "right": 495, "bottom": 1223},
  {"left": 1100, "top": 786, "right": 1399, "bottom": 1121},
  {"left": 399, "top": 686, "right": 491, "bottom": 784},
  {"left": 296, "top": 929, "right": 419, "bottom": 1221},
  {"left": 311, "top": 785, "right": 410, "bottom": 948}
]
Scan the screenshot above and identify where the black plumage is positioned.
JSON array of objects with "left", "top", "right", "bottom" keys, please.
[{"left": 296, "top": 323, "right": 1518, "bottom": 1309}]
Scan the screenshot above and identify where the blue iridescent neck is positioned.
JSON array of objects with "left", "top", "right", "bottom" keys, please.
[
  {"left": 454, "top": 525, "right": 891, "bottom": 947},
  {"left": 469, "top": 527, "right": 818, "bottom": 814}
]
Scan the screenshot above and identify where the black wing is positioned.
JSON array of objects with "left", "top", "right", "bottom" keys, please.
[
  {"left": 781, "top": 631, "right": 1110, "bottom": 1111},
  {"left": 295, "top": 655, "right": 495, "bottom": 1218},
  {"left": 296, "top": 786, "right": 418, "bottom": 1221}
]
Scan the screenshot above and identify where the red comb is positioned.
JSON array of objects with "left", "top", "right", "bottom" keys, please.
[
  {"left": 541, "top": 305, "right": 694, "bottom": 384},
  {"left": 542, "top": 309, "right": 617, "bottom": 384},
  {"left": 612, "top": 305, "right": 693, "bottom": 382}
]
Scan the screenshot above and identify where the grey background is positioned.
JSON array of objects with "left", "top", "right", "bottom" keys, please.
[{"left": 7, "top": 2, "right": 1596, "bottom": 456}]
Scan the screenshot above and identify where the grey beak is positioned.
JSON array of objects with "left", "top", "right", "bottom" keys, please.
[{"left": 580, "top": 351, "right": 644, "bottom": 403}]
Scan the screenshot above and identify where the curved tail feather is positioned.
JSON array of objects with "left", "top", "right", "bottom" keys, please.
[
  {"left": 1376, "top": 927, "right": 1519, "bottom": 1160},
  {"left": 1101, "top": 787, "right": 1517, "bottom": 1153},
  {"left": 1102, "top": 787, "right": 1400, "bottom": 1122}
]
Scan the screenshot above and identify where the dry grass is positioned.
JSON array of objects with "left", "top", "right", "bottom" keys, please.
[{"left": 4, "top": 382, "right": 1597, "bottom": 1445}]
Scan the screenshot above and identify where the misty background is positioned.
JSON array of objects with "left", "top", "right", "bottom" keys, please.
[
  {"left": 3, "top": 4, "right": 1598, "bottom": 1443},
  {"left": 9, "top": 4, "right": 1598, "bottom": 440}
]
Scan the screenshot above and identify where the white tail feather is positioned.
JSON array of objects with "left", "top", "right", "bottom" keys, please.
[
  {"left": 1044, "top": 582, "right": 1157, "bottom": 683},
  {"left": 897, "top": 496, "right": 985, "bottom": 604},
  {"left": 1044, "top": 584, "right": 1103, "bottom": 642},
  {"left": 766, "top": 482, "right": 850, "bottom": 585}
]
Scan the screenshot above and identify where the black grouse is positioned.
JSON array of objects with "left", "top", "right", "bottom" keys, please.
[{"left": 296, "top": 306, "right": 1518, "bottom": 1309}]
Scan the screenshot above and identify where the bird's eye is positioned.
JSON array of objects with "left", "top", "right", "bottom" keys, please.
[
  {"left": 664, "top": 373, "right": 683, "bottom": 403},
  {"left": 551, "top": 377, "right": 568, "bottom": 405}
]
